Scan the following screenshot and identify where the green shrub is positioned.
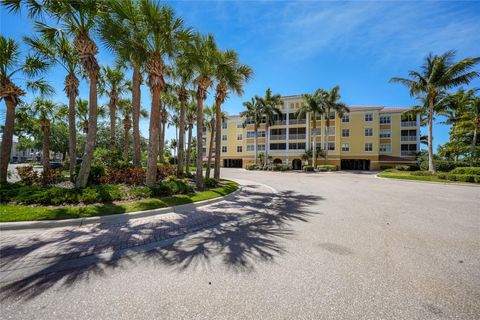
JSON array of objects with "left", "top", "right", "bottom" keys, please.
[
  {"left": 436, "top": 172, "right": 447, "bottom": 180},
  {"left": 246, "top": 164, "right": 259, "bottom": 170},
  {"left": 204, "top": 178, "right": 219, "bottom": 188},
  {"left": 153, "top": 179, "right": 194, "bottom": 196},
  {"left": 410, "top": 171, "right": 434, "bottom": 176},
  {"left": 380, "top": 165, "right": 394, "bottom": 170},
  {"left": 303, "top": 165, "right": 314, "bottom": 172},
  {"left": 317, "top": 165, "right": 337, "bottom": 172},
  {"left": 420, "top": 160, "right": 473, "bottom": 172},
  {"left": 447, "top": 174, "right": 476, "bottom": 183},
  {"left": 395, "top": 165, "right": 411, "bottom": 171},
  {"left": 450, "top": 167, "right": 480, "bottom": 175},
  {"left": 475, "top": 176, "right": 480, "bottom": 183}
]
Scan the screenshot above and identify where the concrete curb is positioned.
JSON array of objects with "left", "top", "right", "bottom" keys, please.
[{"left": 0, "top": 183, "right": 243, "bottom": 231}]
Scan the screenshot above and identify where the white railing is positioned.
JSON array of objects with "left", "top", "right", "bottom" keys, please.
[
  {"left": 270, "top": 134, "right": 286, "bottom": 140},
  {"left": 273, "top": 120, "right": 287, "bottom": 125},
  {"left": 289, "top": 119, "right": 306, "bottom": 125},
  {"left": 401, "top": 121, "right": 417, "bottom": 127},
  {"left": 289, "top": 134, "right": 306, "bottom": 140},
  {"left": 401, "top": 151, "right": 417, "bottom": 156},
  {"left": 401, "top": 136, "right": 417, "bottom": 142}
]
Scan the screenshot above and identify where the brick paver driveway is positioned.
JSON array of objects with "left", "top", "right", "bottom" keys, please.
[{"left": 0, "top": 169, "right": 479, "bottom": 320}]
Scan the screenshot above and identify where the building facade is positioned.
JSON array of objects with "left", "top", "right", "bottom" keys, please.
[{"left": 204, "top": 94, "right": 420, "bottom": 170}]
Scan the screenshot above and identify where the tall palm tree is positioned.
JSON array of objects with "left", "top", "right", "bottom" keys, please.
[
  {"left": 213, "top": 49, "right": 253, "bottom": 179},
  {"left": 189, "top": 33, "right": 218, "bottom": 189},
  {"left": 98, "top": 0, "right": 148, "bottom": 168},
  {"left": 257, "top": 88, "right": 282, "bottom": 167},
  {"left": 24, "top": 30, "right": 80, "bottom": 181},
  {"left": 316, "top": 86, "right": 348, "bottom": 165},
  {"left": 19, "top": 98, "right": 61, "bottom": 170},
  {"left": 140, "top": 1, "right": 190, "bottom": 187},
  {"left": 204, "top": 106, "right": 215, "bottom": 179},
  {"left": 296, "top": 93, "right": 324, "bottom": 167},
  {"left": 117, "top": 98, "right": 148, "bottom": 162},
  {"left": 240, "top": 97, "right": 262, "bottom": 164},
  {"left": 99, "top": 66, "right": 129, "bottom": 149},
  {"left": 159, "top": 89, "right": 178, "bottom": 164},
  {"left": 390, "top": 51, "right": 479, "bottom": 172},
  {"left": 76, "top": 98, "right": 106, "bottom": 135},
  {"left": 185, "top": 101, "right": 196, "bottom": 175},
  {"left": 0, "top": 36, "right": 52, "bottom": 183}
]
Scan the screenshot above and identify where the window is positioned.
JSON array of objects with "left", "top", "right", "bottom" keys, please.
[
  {"left": 289, "top": 142, "right": 306, "bottom": 150},
  {"left": 247, "top": 131, "right": 255, "bottom": 138},
  {"left": 237, "top": 133, "right": 243, "bottom": 140},
  {"left": 364, "top": 128, "right": 373, "bottom": 136},
  {"left": 237, "top": 146, "right": 242, "bottom": 153},
  {"left": 222, "top": 146, "right": 227, "bottom": 153},
  {"left": 222, "top": 134, "right": 227, "bottom": 141},
  {"left": 328, "top": 142, "right": 335, "bottom": 151},
  {"left": 364, "top": 143, "right": 373, "bottom": 152},
  {"left": 341, "top": 143, "right": 350, "bottom": 152},
  {"left": 257, "top": 144, "right": 265, "bottom": 151},
  {"left": 202, "top": 127, "right": 207, "bottom": 132},
  {"left": 379, "top": 144, "right": 391, "bottom": 152},
  {"left": 342, "top": 114, "right": 350, "bottom": 123},
  {"left": 246, "top": 145, "right": 254, "bottom": 152},
  {"left": 379, "top": 130, "right": 391, "bottom": 138},
  {"left": 380, "top": 115, "right": 391, "bottom": 124},
  {"left": 270, "top": 143, "right": 286, "bottom": 150},
  {"left": 257, "top": 130, "right": 266, "bottom": 138},
  {"left": 325, "top": 126, "right": 335, "bottom": 136},
  {"left": 237, "top": 123, "right": 243, "bottom": 128},
  {"left": 342, "top": 128, "right": 350, "bottom": 137},
  {"left": 329, "top": 112, "right": 335, "bottom": 120},
  {"left": 222, "top": 122, "right": 227, "bottom": 129},
  {"left": 365, "top": 113, "right": 373, "bottom": 122}
]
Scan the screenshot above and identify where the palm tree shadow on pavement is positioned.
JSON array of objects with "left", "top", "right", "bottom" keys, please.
[{"left": 0, "top": 190, "right": 323, "bottom": 301}]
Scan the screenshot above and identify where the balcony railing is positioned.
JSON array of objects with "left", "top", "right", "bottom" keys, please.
[
  {"left": 289, "top": 119, "right": 306, "bottom": 125},
  {"left": 401, "top": 150, "right": 417, "bottom": 156},
  {"left": 401, "top": 121, "right": 417, "bottom": 127},
  {"left": 401, "top": 136, "right": 417, "bottom": 142},
  {"left": 273, "top": 120, "right": 287, "bottom": 125},
  {"left": 270, "top": 134, "right": 286, "bottom": 140},
  {"left": 289, "top": 134, "right": 306, "bottom": 140}
]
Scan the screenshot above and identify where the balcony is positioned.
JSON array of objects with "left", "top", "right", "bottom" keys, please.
[
  {"left": 270, "top": 134, "right": 286, "bottom": 140},
  {"left": 401, "top": 136, "right": 416, "bottom": 142},
  {"left": 401, "top": 151, "right": 417, "bottom": 156},
  {"left": 273, "top": 120, "right": 287, "bottom": 125},
  {"left": 289, "top": 119, "right": 306, "bottom": 125},
  {"left": 401, "top": 121, "right": 417, "bottom": 127},
  {"left": 289, "top": 134, "right": 306, "bottom": 140}
]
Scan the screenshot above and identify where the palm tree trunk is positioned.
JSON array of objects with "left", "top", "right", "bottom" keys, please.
[
  {"left": 132, "top": 66, "right": 141, "bottom": 167},
  {"left": 206, "top": 123, "right": 215, "bottom": 179},
  {"left": 76, "top": 75, "right": 99, "bottom": 188},
  {"left": 158, "top": 120, "right": 164, "bottom": 163},
  {"left": 177, "top": 101, "right": 186, "bottom": 177},
  {"left": 312, "top": 115, "right": 317, "bottom": 167},
  {"left": 146, "top": 88, "right": 161, "bottom": 187},
  {"left": 470, "top": 125, "right": 477, "bottom": 166},
  {"left": 214, "top": 102, "right": 222, "bottom": 179},
  {"left": 0, "top": 98, "right": 16, "bottom": 183},
  {"left": 265, "top": 124, "right": 269, "bottom": 167},
  {"left": 123, "top": 122, "right": 130, "bottom": 161},
  {"left": 109, "top": 95, "right": 117, "bottom": 149},
  {"left": 68, "top": 91, "right": 76, "bottom": 182},
  {"left": 196, "top": 96, "right": 204, "bottom": 190},
  {"left": 159, "top": 119, "right": 166, "bottom": 163},
  {"left": 42, "top": 121, "right": 50, "bottom": 171},
  {"left": 324, "top": 117, "right": 329, "bottom": 165},
  {"left": 428, "top": 100, "right": 435, "bottom": 173},
  {"left": 186, "top": 125, "right": 192, "bottom": 175},
  {"left": 254, "top": 125, "right": 258, "bottom": 165}
]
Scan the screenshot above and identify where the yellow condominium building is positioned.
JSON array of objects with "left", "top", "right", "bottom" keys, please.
[{"left": 203, "top": 94, "right": 420, "bottom": 170}]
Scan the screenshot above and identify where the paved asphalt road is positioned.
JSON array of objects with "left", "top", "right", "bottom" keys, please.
[{"left": 1, "top": 169, "right": 479, "bottom": 319}]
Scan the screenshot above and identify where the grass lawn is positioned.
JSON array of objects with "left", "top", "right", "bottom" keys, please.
[
  {"left": 0, "top": 180, "right": 238, "bottom": 222},
  {"left": 377, "top": 170, "right": 476, "bottom": 184}
]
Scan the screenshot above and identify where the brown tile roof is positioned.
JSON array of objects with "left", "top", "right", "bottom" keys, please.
[{"left": 379, "top": 155, "right": 417, "bottom": 162}]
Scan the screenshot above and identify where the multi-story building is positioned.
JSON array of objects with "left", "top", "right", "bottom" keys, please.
[{"left": 204, "top": 94, "right": 420, "bottom": 170}]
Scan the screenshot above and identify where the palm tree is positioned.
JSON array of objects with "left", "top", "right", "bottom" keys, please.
[
  {"left": 76, "top": 98, "right": 106, "bottom": 135},
  {"left": 139, "top": 1, "right": 190, "bottom": 187},
  {"left": 189, "top": 33, "right": 218, "bottom": 189},
  {"left": 296, "top": 93, "right": 324, "bottom": 167},
  {"left": 24, "top": 30, "right": 80, "bottom": 181},
  {"left": 240, "top": 97, "right": 262, "bottom": 164},
  {"left": 0, "top": 36, "right": 52, "bottom": 183},
  {"left": 185, "top": 101, "right": 196, "bottom": 175},
  {"left": 98, "top": 0, "right": 148, "bottom": 168},
  {"left": 213, "top": 49, "right": 253, "bottom": 179},
  {"left": 99, "top": 66, "right": 130, "bottom": 149},
  {"left": 117, "top": 98, "right": 148, "bottom": 162},
  {"left": 316, "top": 86, "right": 348, "bottom": 165},
  {"left": 257, "top": 88, "right": 282, "bottom": 167},
  {"left": 390, "top": 51, "right": 479, "bottom": 172},
  {"left": 159, "top": 89, "right": 178, "bottom": 164},
  {"left": 204, "top": 106, "right": 216, "bottom": 179},
  {"left": 19, "top": 98, "right": 62, "bottom": 170}
]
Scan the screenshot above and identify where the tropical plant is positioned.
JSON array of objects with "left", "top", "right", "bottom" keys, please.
[
  {"left": 99, "top": 65, "right": 130, "bottom": 149},
  {"left": 315, "top": 86, "right": 348, "bottom": 165},
  {"left": 240, "top": 97, "right": 262, "bottom": 164},
  {"left": 76, "top": 98, "right": 106, "bottom": 135},
  {"left": 257, "top": 88, "right": 282, "bottom": 166},
  {"left": 189, "top": 33, "right": 218, "bottom": 189},
  {"left": 159, "top": 89, "right": 178, "bottom": 164},
  {"left": 390, "top": 50, "right": 480, "bottom": 172},
  {"left": 185, "top": 101, "right": 196, "bottom": 175},
  {"left": 0, "top": 35, "right": 52, "bottom": 183},
  {"left": 24, "top": 30, "right": 80, "bottom": 181},
  {"left": 213, "top": 49, "right": 252, "bottom": 179},
  {"left": 297, "top": 93, "right": 324, "bottom": 166}
]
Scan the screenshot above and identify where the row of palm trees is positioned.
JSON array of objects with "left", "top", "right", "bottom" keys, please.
[{"left": 0, "top": 0, "right": 252, "bottom": 190}]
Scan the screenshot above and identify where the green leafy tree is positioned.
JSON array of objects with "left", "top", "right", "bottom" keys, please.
[
  {"left": 240, "top": 97, "right": 262, "bottom": 164},
  {"left": 297, "top": 93, "right": 324, "bottom": 166},
  {"left": 257, "top": 88, "right": 282, "bottom": 167}
]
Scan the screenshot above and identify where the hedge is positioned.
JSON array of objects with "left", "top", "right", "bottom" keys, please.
[
  {"left": 419, "top": 160, "right": 478, "bottom": 172},
  {"left": 303, "top": 165, "right": 314, "bottom": 172},
  {"left": 450, "top": 167, "right": 480, "bottom": 175},
  {"left": 317, "top": 165, "right": 338, "bottom": 172},
  {"left": 446, "top": 174, "right": 478, "bottom": 183}
]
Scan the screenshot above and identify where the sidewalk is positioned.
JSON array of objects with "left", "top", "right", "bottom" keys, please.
[{"left": 0, "top": 180, "right": 277, "bottom": 280}]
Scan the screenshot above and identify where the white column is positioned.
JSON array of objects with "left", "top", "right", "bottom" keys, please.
[{"left": 416, "top": 113, "right": 421, "bottom": 152}]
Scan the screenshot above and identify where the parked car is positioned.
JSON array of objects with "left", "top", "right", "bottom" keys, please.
[{"left": 49, "top": 162, "right": 64, "bottom": 170}]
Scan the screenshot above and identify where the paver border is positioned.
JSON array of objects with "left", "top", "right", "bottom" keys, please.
[{"left": 0, "top": 182, "right": 243, "bottom": 231}]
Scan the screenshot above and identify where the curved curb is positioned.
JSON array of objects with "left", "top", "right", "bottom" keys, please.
[
  {"left": 375, "top": 174, "right": 480, "bottom": 187},
  {"left": 0, "top": 183, "right": 243, "bottom": 231}
]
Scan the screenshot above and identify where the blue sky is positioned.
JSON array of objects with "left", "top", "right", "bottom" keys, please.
[{"left": 1, "top": 0, "right": 480, "bottom": 151}]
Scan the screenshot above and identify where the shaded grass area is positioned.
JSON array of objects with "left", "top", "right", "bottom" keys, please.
[
  {"left": 377, "top": 170, "right": 474, "bottom": 184},
  {"left": 0, "top": 180, "right": 238, "bottom": 222}
]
